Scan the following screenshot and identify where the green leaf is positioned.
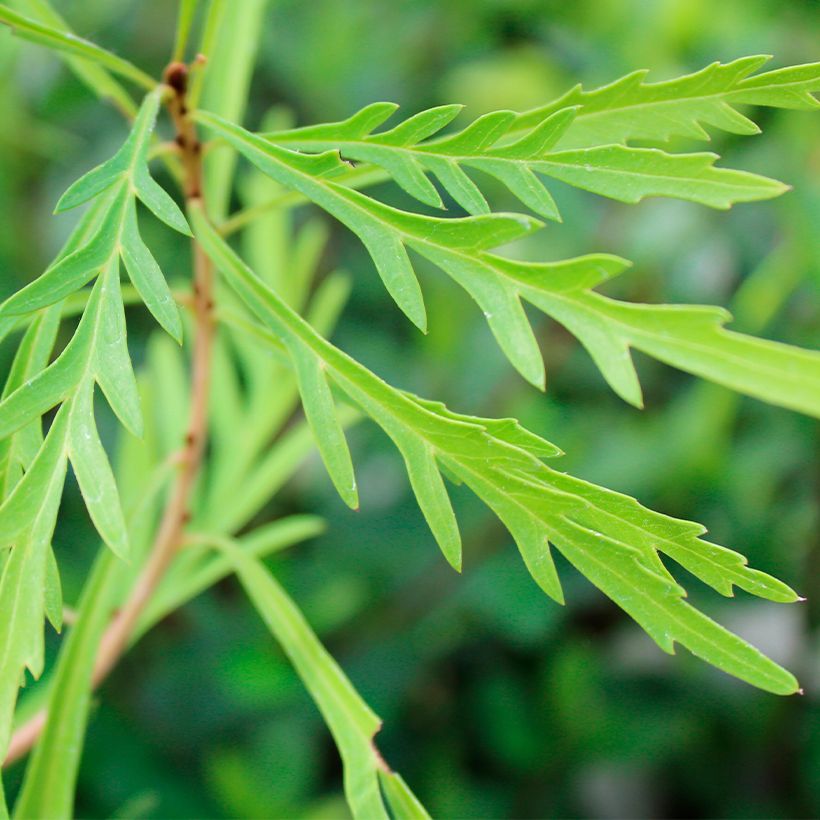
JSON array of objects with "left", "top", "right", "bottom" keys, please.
[
  {"left": 173, "top": 0, "right": 199, "bottom": 61},
  {"left": 133, "top": 163, "right": 191, "bottom": 236},
  {"left": 55, "top": 88, "right": 190, "bottom": 234},
  {"left": 120, "top": 200, "right": 183, "bottom": 342},
  {"left": 512, "top": 56, "right": 820, "bottom": 148},
  {"left": 0, "top": 4, "right": 155, "bottom": 91},
  {"left": 0, "top": 306, "right": 60, "bottom": 499},
  {"left": 0, "top": 89, "right": 197, "bottom": 592},
  {"left": 0, "top": 273, "right": 137, "bottom": 555},
  {"left": 0, "top": 187, "right": 126, "bottom": 318},
  {"left": 214, "top": 536, "right": 427, "bottom": 820},
  {"left": 198, "top": 108, "right": 542, "bottom": 338},
  {"left": 197, "top": 0, "right": 269, "bottom": 220},
  {"left": 391, "top": 435, "right": 461, "bottom": 571},
  {"left": 93, "top": 262, "right": 142, "bottom": 436},
  {"left": 532, "top": 146, "right": 788, "bottom": 208},
  {"left": 267, "top": 104, "right": 571, "bottom": 219},
  {"left": 517, "top": 272, "right": 820, "bottom": 417},
  {"left": 192, "top": 207, "right": 801, "bottom": 695},
  {"left": 43, "top": 546, "right": 62, "bottom": 633},
  {"left": 2, "top": 90, "right": 188, "bottom": 327},
  {"left": 267, "top": 100, "right": 787, "bottom": 217},
  {"left": 287, "top": 342, "right": 358, "bottom": 509},
  {"left": 0, "top": 408, "right": 68, "bottom": 547},
  {"left": 13, "top": 548, "right": 124, "bottom": 820},
  {"left": 67, "top": 380, "right": 129, "bottom": 559},
  {"left": 0, "top": 410, "right": 67, "bottom": 760},
  {"left": 197, "top": 111, "right": 820, "bottom": 416},
  {"left": 378, "top": 770, "right": 432, "bottom": 820}
]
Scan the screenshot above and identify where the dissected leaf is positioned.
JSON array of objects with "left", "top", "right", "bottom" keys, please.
[
  {"left": 193, "top": 207, "right": 801, "bottom": 696},
  {"left": 511, "top": 56, "right": 820, "bottom": 148},
  {"left": 0, "top": 410, "right": 67, "bottom": 761},
  {"left": 268, "top": 100, "right": 787, "bottom": 216},
  {"left": 196, "top": 112, "right": 820, "bottom": 417}
]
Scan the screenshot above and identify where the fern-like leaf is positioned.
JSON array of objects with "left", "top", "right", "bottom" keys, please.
[
  {"left": 267, "top": 101, "right": 787, "bottom": 217},
  {"left": 193, "top": 205, "right": 800, "bottom": 696},
  {"left": 0, "top": 91, "right": 190, "bottom": 755},
  {"left": 195, "top": 111, "right": 820, "bottom": 416}
]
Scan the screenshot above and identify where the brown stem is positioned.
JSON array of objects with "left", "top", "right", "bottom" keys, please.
[{"left": 4, "top": 61, "right": 214, "bottom": 769}]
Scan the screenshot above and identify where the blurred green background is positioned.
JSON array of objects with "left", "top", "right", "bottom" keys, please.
[{"left": 1, "top": 0, "right": 819, "bottom": 817}]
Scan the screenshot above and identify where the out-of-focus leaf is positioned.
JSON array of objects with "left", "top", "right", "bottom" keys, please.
[
  {"left": 13, "top": 548, "right": 124, "bottom": 820},
  {"left": 512, "top": 56, "right": 820, "bottom": 147},
  {"left": 213, "top": 536, "right": 428, "bottom": 820},
  {"left": 0, "top": 4, "right": 155, "bottom": 90}
]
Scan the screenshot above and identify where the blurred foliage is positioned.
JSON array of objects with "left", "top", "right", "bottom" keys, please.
[{"left": 1, "top": 0, "right": 818, "bottom": 817}]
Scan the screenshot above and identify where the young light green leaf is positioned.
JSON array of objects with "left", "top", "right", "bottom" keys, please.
[
  {"left": 139, "top": 515, "right": 327, "bottom": 639},
  {"left": 7, "top": 0, "right": 138, "bottom": 117},
  {"left": 198, "top": 0, "right": 269, "bottom": 220},
  {"left": 203, "top": 404, "right": 359, "bottom": 535},
  {"left": 173, "top": 0, "right": 199, "bottom": 61}
]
